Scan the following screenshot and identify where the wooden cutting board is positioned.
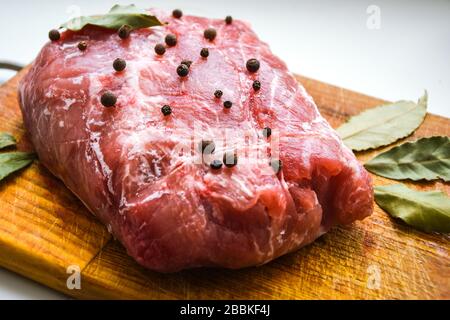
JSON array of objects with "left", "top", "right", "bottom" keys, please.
[{"left": 0, "top": 68, "right": 448, "bottom": 300}]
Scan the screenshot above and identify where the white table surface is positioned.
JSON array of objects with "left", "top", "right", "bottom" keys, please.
[{"left": 0, "top": 0, "right": 449, "bottom": 300}]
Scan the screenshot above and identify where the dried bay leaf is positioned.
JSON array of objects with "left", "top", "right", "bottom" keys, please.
[
  {"left": 0, "top": 152, "right": 36, "bottom": 182},
  {"left": 337, "top": 92, "right": 427, "bottom": 151},
  {"left": 374, "top": 184, "right": 450, "bottom": 233},
  {"left": 365, "top": 136, "right": 450, "bottom": 181},
  {"left": 0, "top": 132, "right": 16, "bottom": 149},
  {"left": 62, "top": 4, "right": 162, "bottom": 31}
]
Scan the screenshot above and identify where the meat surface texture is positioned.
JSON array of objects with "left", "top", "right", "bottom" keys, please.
[{"left": 19, "top": 9, "right": 373, "bottom": 272}]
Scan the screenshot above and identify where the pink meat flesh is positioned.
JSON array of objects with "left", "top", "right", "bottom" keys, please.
[{"left": 19, "top": 10, "right": 373, "bottom": 272}]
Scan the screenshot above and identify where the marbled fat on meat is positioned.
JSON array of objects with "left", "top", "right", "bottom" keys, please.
[{"left": 19, "top": 10, "right": 373, "bottom": 272}]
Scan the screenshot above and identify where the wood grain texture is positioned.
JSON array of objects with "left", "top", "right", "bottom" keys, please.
[{"left": 0, "top": 69, "right": 448, "bottom": 300}]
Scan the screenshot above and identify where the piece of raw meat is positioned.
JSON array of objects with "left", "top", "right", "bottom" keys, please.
[{"left": 19, "top": 9, "right": 373, "bottom": 272}]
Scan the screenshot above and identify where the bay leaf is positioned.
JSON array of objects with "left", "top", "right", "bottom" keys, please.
[
  {"left": 365, "top": 136, "right": 450, "bottom": 181},
  {"left": 62, "top": 4, "right": 162, "bottom": 31},
  {"left": 337, "top": 92, "right": 427, "bottom": 151},
  {"left": 0, "top": 132, "right": 16, "bottom": 149},
  {"left": 374, "top": 184, "right": 450, "bottom": 233},
  {"left": 0, "top": 152, "right": 36, "bottom": 182}
]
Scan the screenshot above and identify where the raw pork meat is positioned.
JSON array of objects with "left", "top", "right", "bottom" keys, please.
[{"left": 19, "top": 9, "right": 373, "bottom": 272}]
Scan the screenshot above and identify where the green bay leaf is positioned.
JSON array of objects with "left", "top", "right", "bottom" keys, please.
[
  {"left": 61, "top": 4, "right": 162, "bottom": 31},
  {"left": 365, "top": 136, "right": 450, "bottom": 181},
  {"left": 374, "top": 184, "right": 450, "bottom": 233},
  {"left": 0, "top": 152, "right": 36, "bottom": 182},
  {"left": 0, "top": 132, "right": 16, "bottom": 149},
  {"left": 337, "top": 92, "right": 427, "bottom": 151}
]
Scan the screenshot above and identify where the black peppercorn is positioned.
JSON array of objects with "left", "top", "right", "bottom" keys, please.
[
  {"left": 154, "top": 43, "right": 166, "bottom": 55},
  {"left": 200, "top": 48, "right": 209, "bottom": 58},
  {"left": 48, "top": 29, "right": 60, "bottom": 41},
  {"left": 77, "top": 41, "right": 88, "bottom": 51},
  {"left": 204, "top": 28, "right": 217, "bottom": 41},
  {"left": 113, "top": 58, "right": 126, "bottom": 72},
  {"left": 225, "top": 16, "right": 233, "bottom": 24},
  {"left": 118, "top": 25, "right": 131, "bottom": 39},
  {"left": 161, "top": 105, "right": 172, "bottom": 116},
  {"left": 210, "top": 159, "right": 223, "bottom": 170},
  {"left": 223, "top": 151, "right": 238, "bottom": 167},
  {"left": 223, "top": 101, "right": 232, "bottom": 109},
  {"left": 101, "top": 92, "right": 117, "bottom": 107},
  {"left": 246, "top": 58, "right": 260, "bottom": 73},
  {"left": 172, "top": 9, "right": 183, "bottom": 19},
  {"left": 270, "top": 159, "right": 282, "bottom": 174},
  {"left": 181, "top": 60, "right": 192, "bottom": 68},
  {"left": 199, "top": 140, "right": 215, "bottom": 154},
  {"left": 214, "top": 90, "right": 223, "bottom": 98},
  {"left": 252, "top": 80, "right": 261, "bottom": 91},
  {"left": 177, "top": 64, "right": 189, "bottom": 77},
  {"left": 262, "top": 127, "right": 272, "bottom": 138},
  {"left": 165, "top": 34, "right": 177, "bottom": 47}
]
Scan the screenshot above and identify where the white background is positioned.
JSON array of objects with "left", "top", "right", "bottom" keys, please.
[{"left": 0, "top": 0, "right": 449, "bottom": 299}]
